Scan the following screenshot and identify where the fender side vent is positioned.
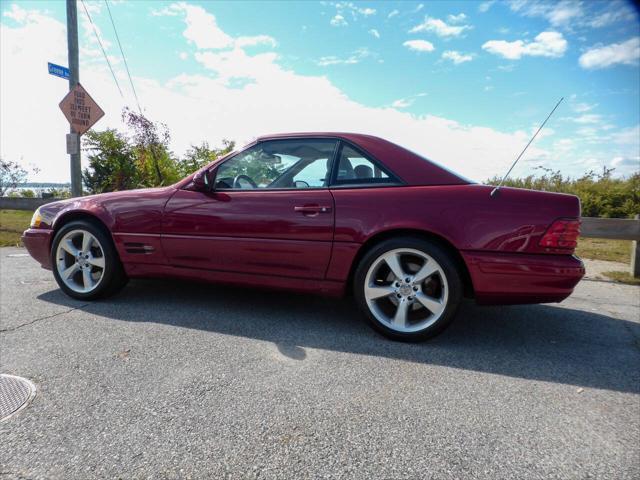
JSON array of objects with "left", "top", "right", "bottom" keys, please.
[{"left": 124, "top": 242, "right": 155, "bottom": 254}]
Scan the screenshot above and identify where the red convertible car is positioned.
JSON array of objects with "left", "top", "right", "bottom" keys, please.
[{"left": 22, "top": 133, "right": 584, "bottom": 341}]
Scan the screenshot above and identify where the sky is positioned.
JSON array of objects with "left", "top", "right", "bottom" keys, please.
[{"left": 1, "top": 0, "right": 639, "bottom": 183}]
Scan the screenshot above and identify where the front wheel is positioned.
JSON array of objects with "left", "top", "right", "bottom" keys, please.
[
  {"left": 354, "top": 237, "right": 463, "bottom": 341},
  {"left": 51, "top": 220, "right": 128, "bottom": 300}
]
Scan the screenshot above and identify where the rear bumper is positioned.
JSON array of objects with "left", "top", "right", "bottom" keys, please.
[
  {"left": 21, "top": 228, "right": 54, "bottom": 270},
  {"left": 462, "top": 251, "right": 585, "bottom": 305}
]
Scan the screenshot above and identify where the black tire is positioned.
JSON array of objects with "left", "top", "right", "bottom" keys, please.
[
  {"left": 51, "top": 219, "right": 128, "bottom": 300},
  {"left": 353, "top": 236, "right": 463, "bottom": 342}
]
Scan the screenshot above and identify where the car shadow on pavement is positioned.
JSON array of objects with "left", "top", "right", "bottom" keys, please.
[{"left": 38, "top": 278, "right": 640, "bottom": 394}]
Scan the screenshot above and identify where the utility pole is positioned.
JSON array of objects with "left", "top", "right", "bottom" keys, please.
[{"left": 66, "top": 0, "right": 82, "bottom": 197}]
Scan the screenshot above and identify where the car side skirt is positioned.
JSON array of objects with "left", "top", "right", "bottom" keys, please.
[{"left": 123, "top": 263, "right": 346, "bottom": 297}]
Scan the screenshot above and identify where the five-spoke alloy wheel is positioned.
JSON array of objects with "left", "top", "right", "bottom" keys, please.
[
  {"left": 55, "top": 229, "right": 106, "bottom": 294},
  {"left": 354, "top": 237, "right": 462, "bottom": 341},
  {"left": 51, "top": 220, "right": 127, "bottom": 300}
]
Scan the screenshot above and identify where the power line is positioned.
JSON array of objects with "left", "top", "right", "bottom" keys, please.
[
  {"left": 104, "top": 0, "right": 143, "bottom": 114},
  {"left": 79, "top": 0, "right": 124, "bottom": 98}
]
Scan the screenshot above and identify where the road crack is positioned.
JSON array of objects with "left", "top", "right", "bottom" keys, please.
[{"left": 0, "top": 304, "right": 89, "bottom": 333}]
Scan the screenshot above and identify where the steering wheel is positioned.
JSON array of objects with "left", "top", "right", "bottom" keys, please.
[{"left": 233, "top": 174, "right": 258, "bottom": 189}]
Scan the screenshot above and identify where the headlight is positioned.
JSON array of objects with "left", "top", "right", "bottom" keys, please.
[{"left": 30, "top": 208, "right": 42, "bottom": 228}]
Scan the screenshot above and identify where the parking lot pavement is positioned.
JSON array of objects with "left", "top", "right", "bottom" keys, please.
[{"left": 1, "top": 246, "right": 639, "bottom": 479}]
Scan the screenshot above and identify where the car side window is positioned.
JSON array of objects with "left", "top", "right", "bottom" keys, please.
[
  {"left": 214, "top": 139, "right": 337, "bottom": 190},
  {"left": 333, "top": 144, "right": 395, "bottom": 186}
]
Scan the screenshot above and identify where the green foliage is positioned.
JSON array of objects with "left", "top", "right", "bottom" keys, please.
[
  {"left": 20, "top": 189, "right": 35, "bottom": 198},
  {"left": 83, "top": 129, "right": 139, "bottom": 194},
  {"left": 177, "top": 140, "right": 235, "bottom": 178},
  {"left": 83, "top": 109, "right": 234, "bottom": 193},
  {"left": 486, "top": 167, "right": 639, "bottom": 218}
]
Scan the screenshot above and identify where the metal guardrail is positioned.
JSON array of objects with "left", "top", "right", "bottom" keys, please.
[{"left": 581, "top": 215, "right": 640, "bottom": 278}]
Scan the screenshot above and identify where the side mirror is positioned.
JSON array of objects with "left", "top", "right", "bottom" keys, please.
[{"left": 192, "top": 169, "right": 212, "bottom": 191}]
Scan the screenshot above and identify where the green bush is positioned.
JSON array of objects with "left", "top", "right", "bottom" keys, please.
[{"left": 485, "top": 167, "right": 639, "bottom": 218}]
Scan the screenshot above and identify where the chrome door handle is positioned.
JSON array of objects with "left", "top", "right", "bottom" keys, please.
[{"left": 294, "top": 205, "right": 332, "bottom": 214}]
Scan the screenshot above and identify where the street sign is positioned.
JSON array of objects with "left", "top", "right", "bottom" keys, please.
[
  {"left": 66, "top": 133, "right": 80, "bottom": 155},
  {"left": 59, "top": 83, "right": 105, "bottom": 135},
  {"left": 48, "top": 62, "right": 70, "bottom": 80}
]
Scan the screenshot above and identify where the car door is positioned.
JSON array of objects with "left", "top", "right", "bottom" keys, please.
[{"left": 161, "top": 138, "right": 337, "bottom": 279}]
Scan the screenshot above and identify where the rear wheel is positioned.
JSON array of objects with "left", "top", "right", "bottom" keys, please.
[
  {"left": 354, "top": 237, "right": 463, "bottom": 341},
  {"left": 51, "top": 220, "right": 127, "bottom": 300}
]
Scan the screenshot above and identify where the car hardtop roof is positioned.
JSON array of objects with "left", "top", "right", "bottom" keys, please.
[{"left": 256, "top": 132, "right": 385, "bottom": 143}]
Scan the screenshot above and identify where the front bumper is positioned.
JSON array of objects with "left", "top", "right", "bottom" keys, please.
[
  {"left": 22, "top": 228, "right": 54, "bottom": 270},
  {"left": 462, "top": 251, "right": 585, "bottom": 305}
]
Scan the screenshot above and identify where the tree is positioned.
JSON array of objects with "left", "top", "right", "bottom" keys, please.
[
  {"left": 122, "top": 108, "right": 180, "bottom": 187},
  {"left": 0, "top": 159, "right": 28, "bottom": 196},
  {"left": 177, "top": 139, "right": 235, "bottom": 177},
  {"left": 82, "top": 129, "right": 138, "bottom": 194}
]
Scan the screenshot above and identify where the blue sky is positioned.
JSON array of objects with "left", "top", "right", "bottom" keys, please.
[{"left": 1, "top": 0, "right": 639, "bottom": 182}]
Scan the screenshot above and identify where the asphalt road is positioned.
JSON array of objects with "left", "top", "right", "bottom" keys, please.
[{"left": 1, "top": 246, "right": 639, "bottom": 479}]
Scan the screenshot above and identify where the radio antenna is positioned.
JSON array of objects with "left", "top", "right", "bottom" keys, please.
[{"left": 490, "top": 97, "right": 564, "bottom": 197}]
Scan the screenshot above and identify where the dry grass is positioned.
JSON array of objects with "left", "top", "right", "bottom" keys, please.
[
  {"left": 0, "top": 209, "right": 32, "bottom": 247},
  {"left": 601, "top": 271, "right": 640, "bottom": 286},
  {"left": 575, "top": 238, "right": 632, "bottom": 264}
]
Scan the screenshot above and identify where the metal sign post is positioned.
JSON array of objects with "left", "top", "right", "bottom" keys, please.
[{"left": 66, "top": 0, "right": 81, "bottom": 197}]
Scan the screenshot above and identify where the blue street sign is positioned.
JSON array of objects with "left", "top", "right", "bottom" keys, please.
[{"left": 48, "top": 62, "right": 70, "bottom": 80}]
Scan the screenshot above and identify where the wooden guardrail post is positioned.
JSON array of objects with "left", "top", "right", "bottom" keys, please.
[
  {"left": 632, "top": 214, "right": 639, "bottom": 279},
  {"left": 580, "top": 216, "right": 640, "bottom": 278}
]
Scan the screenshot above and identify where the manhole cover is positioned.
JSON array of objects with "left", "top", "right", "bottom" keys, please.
[{"left": 0, "top": 374, "right": 36, "bottom": 422}]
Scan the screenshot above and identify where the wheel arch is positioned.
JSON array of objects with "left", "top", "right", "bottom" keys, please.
[
  {"left": 51, "top": 210, "right": 116, "bottom": 251},
  {"left": 346, "top": 228, "right": 474, "bottom": 298}
]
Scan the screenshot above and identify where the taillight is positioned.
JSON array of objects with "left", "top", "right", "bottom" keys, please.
[{"left": 539, "top": 218, "right": 581, "bottom": 249}]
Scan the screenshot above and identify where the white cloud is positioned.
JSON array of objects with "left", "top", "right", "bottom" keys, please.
[
  {"left": 508, "top": 0, "right": 582, "bottom": 27},
  {"left": 390, "top": 92, "right": 428, "bottom": 109},
  {"left": 572, "top": 102, "right": 596, "bottom": 113},
  {"left": 478, "top": 1, "right": 495, "bottom": 13},
  {"left": 316, "top": 48, "right": 373, "bottom": 66},
  {"left": 369, "top": 28, "right": 380, "bottom": 38},
  {"left": 579, "top": 37, "right": 640, "bottom": 69},
  {"left": 3, "top": 4, "right": 632, "bottom": 184},
  {"left": 611, "top": 125, "right": 640, "bottom": 145},
  {"left": 403, "top": 40, "right": 435, "bottom": 53},
  {"left": 447, "top": 13, "right": 467, "bottom": 24},
  {"left": 571, "top": 114, "right": 603, "bottom": 124},
  {"left": 442, "top": 50, "right": 473, "bottom": 64},
  {"left": 165, "top": 2, "right": 233, "bottom": 49},
  {"left": 3, "top": 3, "right": 29, "bottom": 22},
  {"left": 179, "top": 51, "right": 188, "bottom": 60},
  {"left": 410, "top": 16, "right": 471, "bottom": 37},
  {"left": 546, "top": 1, "right": 582, "bottom": 27},
  {"left": 153, "top": 4, "right": 276, "bottom": 50},
  {"left": 588, "top": 3, "right": 638, "bottom": 28},
  {"left": 388, "top": 9, "right": 399, "bottom": 18},
  {"left": 482, "top": 31, "right": 567, "bottom": 59},
  {"left": 391, "top": 98, "right": 413, "bottom": 108},
  {"left": 235, "top": 35, "right": 277, "bottom": 48},
  {"left": 330, "top": 14, "right": 348, "bottom": 27},
  {"left": 150, "top": 5, "right": 180, "bottom": 16},
  {"left": 329, "top": 2, "right": 376, "bottom": 24}
]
